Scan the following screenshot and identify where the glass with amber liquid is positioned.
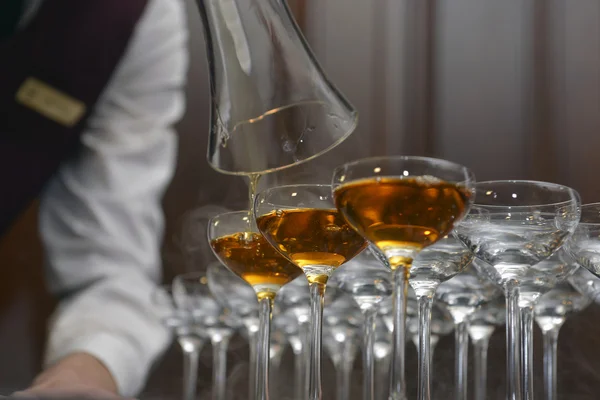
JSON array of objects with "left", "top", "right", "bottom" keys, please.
[
  {"left": 332, "top": 156, "right": 474, "bottom": 400},
  {"left": 209, "top": 210, "right": 302, "bottom": 400},
  {"left": 254, "top": 184, "right": 367, "bottom": 400}
]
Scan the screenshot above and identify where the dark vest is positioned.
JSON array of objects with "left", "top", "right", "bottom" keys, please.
[{"left": 0, "top": 0, "right": 149, "bottom": 236}]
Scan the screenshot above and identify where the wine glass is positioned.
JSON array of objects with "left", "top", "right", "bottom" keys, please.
[
  {"left": 435, "top": 260, "right": 502, "bottom": 400},
  {"left": 332, "top": 156, "right": 474, "bottom": 400},
  {"left": 329, "top": 250, "right": 393, "bottom": 400},
  {"left": 374, "top": 313, "right": 393, "bottom": 400},
  {"left": 207, "top": 261, "right": 260, "bottom": 398},
  {"left": 322, "top": 292, "right": 362, "bottom": 400},
  {"left": 208, "top": 211, "right": 303, "bottom": 400},
  {"left": 276, "top": 276, "right": 312, "bottom": 400},
  {"left": 534, "top": 280, "right": 591, "bottom": 400},
  {"left": 467, "top": 296, "right": 506, "bottom": 400},
  {"left": 407, "top": 301, "right": 454, "bottom": 357},
  {"left": 566, "top": 202, "right": 600, "bottom": 278},
  {"left": 255, "top": 184, "right": 367, "bottom": 400},
  {"left": 270, "top": 327, "right": 287, "bottom": 371},
  {"left": 152, "top": 285, "right": 204, "bottom": 400},
  {"left": 569, "top": 267, "right": 600, "bottom": 303},
  {"left": 408, "top": 234, "right": 474, "bottom": 399},
  {"left": 454, "top": 181, "right": 581, "bottom": 400},
  {"left": 172, "top": 272, "right": 242, "bottom": 400}
]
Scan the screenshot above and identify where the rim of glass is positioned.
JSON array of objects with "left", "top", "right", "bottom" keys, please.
[
  {"left": 209, "top": 106, "right": 359, "bottom": 177},
  {"left": 207, "top": 210, "right": 255, "bottom": 239},
  {"left": 254, "top": 184, "right": 336, "bottom": 215},
  {"left": 577, "top": 202, "right": 600, "bottom": 226},
  {"left": 255, "top": 183, "right": 333, "bottom": 200},
  {"left": 208, "top": 209, "right": 252, "bottom": 223},
  {"left": 332, "top": 155, "right": 475, "bottom": 185},
  {"left": 173, "top": 271, "right": 208, "bottom": 283},
  {"left": 258, "top": 183, "right": 333, "bottom": 192},
  {"left": 472, "top": 180, "right": 581, "bottom": 209}
]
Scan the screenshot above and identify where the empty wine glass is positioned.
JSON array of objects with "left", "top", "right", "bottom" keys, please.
[
  {"left": 276, "top": 276, "right": 312, "bottom": 400},
  {"left": 330, "top": 250, "right": 393, "bottom": 400},
  {"left": 152, "top": 285, "right": 204, "bottom": 400},
  {"left": 408, "top": 234, "right": 474, "bottom": 399},
  {"left": 374, "top": 313, "right": 393, "bottom": 400},
  {"left": 172, "top": 272, "right": 242, "bottom": 400},
  {"left": 468, "top": 296, "right": 506, "bottom": 400},
  {"left": 255, "top": 184, "right": 367, "bottom": 400},
  {"left": 521, "top": 251, "right": 580, "bottom": 400},
  {"left": 435, "top": 260, "right": 502, "bottom": 400},
  {"left": 534, "top": 280, "right": 591, "bottom": 400},
  {"left": 566, "top": 202, "right": 600, "bottom": 278},
  {"left": 323, "top": 292, "right": 362, "bottom": 400},
  {"left": 207, "top": 261, "right": 260, "bottom": 398},
  {"left": 454, "top": 181, "right": 581, "bottom": 400},
  {"left": 332, "top": 156, "right": 474, "bottom": 400},
  {"left": 208, "top": 210, "right": 303, "bottom": 400}
]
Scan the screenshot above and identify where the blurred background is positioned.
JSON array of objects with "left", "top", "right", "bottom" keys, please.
[{"left": 1, "top": 0, "right": 600, "bottom": 398}]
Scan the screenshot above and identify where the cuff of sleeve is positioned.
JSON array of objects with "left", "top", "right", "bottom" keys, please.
[{"left": 44, "top": 330, "right": 167, "bottom": 397}]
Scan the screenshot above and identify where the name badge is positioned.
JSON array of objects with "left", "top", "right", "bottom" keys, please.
[{"left": 15, "top": 78, "right": 86, "bottom": 127}]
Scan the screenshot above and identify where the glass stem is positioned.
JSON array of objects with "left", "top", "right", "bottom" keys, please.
[
  {"left": 430, "top": 335, "right": 439, "bottom": 360},
  {"left": 301, "top": 321, "right": 311, "bottom": 399},
  {"left": 308, "top": 282, "right": 326, "bottom": 400},
  {"left": 178, "top": 337, "right": 202, "bottom": 400},
  {"left": 505, "top": 285, "right": 523, "bottom": 400},
  {"left": 417, "top": 294, "right": 434, "bottom": 400},
  {"left": 256, "top": 296, "right": 273, "bottom": 400},
  {"left": 339, "top": 339, "right": 357, "bottom": 400},
  {"left": 246, "top": 322, "right": 260, "bottom": 400},
  {"left": 542, "top": 326, "right": 561, "bottom": 400},
  {"left": 211, "top": 333, "right": 231, "bottom": 400},
  {"left": 362, "top": 308, "right": 378, "bottom": 400},
  {"left": 520, "top": 305, "right": 534, "bottom": 400},
  {"left": 455, "top": 320, "right": 470, "bottom": 400},
  {"left": 290, "top": 336, "right": 306, "bottom": 400},
  {"left": 377, "top": 354, "right": 392, "bottom": 400},
  {"left": 472, "top": 334, "right": 492, "bottom": 400},
  {"left": 389, "top": 268, "right": 408, "bottom": 400}
]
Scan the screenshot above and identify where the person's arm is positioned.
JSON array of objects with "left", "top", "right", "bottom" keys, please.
[{"left": 21, "top": 0, "right": 189, "bottom": 397}]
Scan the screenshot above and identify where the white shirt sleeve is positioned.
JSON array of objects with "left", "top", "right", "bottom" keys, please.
[{"left": 38, "top": 0, "right": 189, "bottom": 396}]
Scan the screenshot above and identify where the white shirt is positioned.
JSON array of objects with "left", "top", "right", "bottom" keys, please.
[{"left": 23, "top": 0, "right": 189, "bottom": 396}]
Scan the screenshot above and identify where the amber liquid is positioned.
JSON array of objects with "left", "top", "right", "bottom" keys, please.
[
  {"left": 256, "top": 208, "right": 367, "bottom": 283},
  {"left": 210, "top": 232, "right": 302, "bottom": 296},
  {"left": 334, "top": 177, "right": 471, "bottom": 268}
]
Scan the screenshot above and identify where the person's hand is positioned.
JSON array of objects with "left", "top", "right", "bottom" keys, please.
[{"left": 11, "top": 353, "right": 132, "bottom": 400}]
